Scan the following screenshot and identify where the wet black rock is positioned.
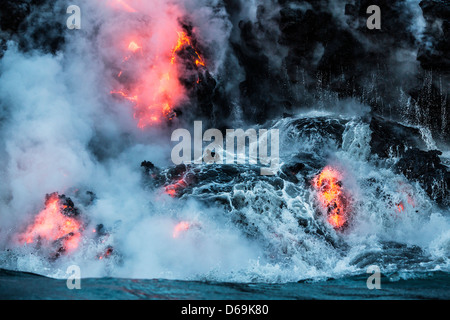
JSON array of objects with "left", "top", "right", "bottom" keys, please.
[
  {"left": 290, "top": 117, "right": 348, "bottom": 148},
  {"left": 369, "top": 116, "right": 427, "bottom": 158},
  {"left": 396, "top": 148, "right": 450, "bottom": 205},
  {"left": 44, "top": 192, "right": 80, "bottom": 218},
  {"left": 58, "top": 194, "right": 80, "bottom": 218},
  {"left": 174, "top": 21, "right": 232, "bottom": 127},
  {"left": 0, "top": 0, "right": 31, "bottom": 34},
  {"left": 141, "top": 161, "right": 157, "bottom": 175},
  {"left": 418, "top": 0, "right": 450, "bottom": 74},
  {"left": 280, "top": 163, "right": 306, "bottom": 183},
  {"left": 350, "top": 241, "right": 431, "bottom": 269},
  {"left": 0, "top": 0, "right": 65, "bottom": 56},
  {"left": 369, "top": 115, "right": 449, "bottom": 205},
  {"left": 220, "top": 0, "right": 449, "bottom": 140}
]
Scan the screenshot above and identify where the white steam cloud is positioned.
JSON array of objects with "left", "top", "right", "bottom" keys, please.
[
  {"left": 0, "top": 0, "right": 259, "bottom": 279},
  {"left": 0, "top": 0, "right": 448, "bottom": 283}
]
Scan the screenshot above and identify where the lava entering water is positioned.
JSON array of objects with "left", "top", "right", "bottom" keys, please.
[
  {"left": 165, "top": 178, "right": 188, "bottom": 198},
  {"left": 18, "top": 193, "right": 83, "bottom": 255},
  {"left": 171, "top": 31, "right": 206, "bottom": 67},
  {"left": 313, "top": 166, "right": 350, "bottom": 229},
  {"left": 173, "top": 221, "right": 190, "bottom": 238}
]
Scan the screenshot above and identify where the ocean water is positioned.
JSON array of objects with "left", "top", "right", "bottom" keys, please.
[{"left": 1, "top": 269, "right": 449, "bottom": 300}]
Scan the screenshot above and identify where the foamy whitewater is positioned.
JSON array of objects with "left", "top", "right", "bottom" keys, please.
[{"left": 0, "top": 0, "right": 448, "bottom": 284}]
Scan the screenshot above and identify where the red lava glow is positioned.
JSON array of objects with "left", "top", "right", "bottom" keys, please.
[
  {"left": 108, "top": 3, "right": 207, "bottom": 129},
  {"left": 171, "top": 31, "right": 206, "bottom": 67},
  {"left": 98, "top": 247, "right": 114, "bottom": 260},
  {"left": 396, "top": 182, "right": 416, "bottom": 214},
  {"left": 111, "top": 39, "right": 184, "bottom": 128},
  {"left": 19, "top": 194, "right": 82, "bottom": 254},
  {"left": 313, "top": 166, "right": 350, "bottom": 229},
  {"left": 128, "top": 41, "right": 142, "bottom": 53},
  {"left": 173, "top": 221, "right": 190, "bottom": 238},
  {"left": 165, "top": 178, "right": 188, "bottom": 198}
]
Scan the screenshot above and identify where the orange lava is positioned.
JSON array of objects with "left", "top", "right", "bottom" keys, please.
[
  {"left": 110, "top": 18, "right": 206, "bottom": 128},
  {"left": 171, "top": 31, "right": 206, "bottom": 67},
  {"left": 19, "top": 194, "right": 83, "bottom": 254},
  {"left": 395, "top": 182, "right": 417, "bottom": 214},
  {"left": 128, "top": 41, "right": 141, "bottom": 53},
  {"left": 313, "top": 166, "right": 349, "bottom": 229},
  {"left": 98, "top": 247, "right": 114, "bottom": 260},
  {"left": 173, "top": 221, "right": 190, "bottom": 238},
  {"left": 165, "top": 178, "right": 188, "bottom": 198}
]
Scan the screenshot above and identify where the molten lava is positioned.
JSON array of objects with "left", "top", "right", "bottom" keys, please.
[
  {"left": 165, "top": 178, "right": 188, "bottom": 198},
  {"left": 19, "top": 193, "right": 83, "bottom": 254},
  {"left": 173, "top": 221, "right": 190, "bottom": 238},
  {"left": 97, "top": 246, "right": 114, "bottom": 260},
  {"left": 111, "top": 29, "right": 206, "bottom": 128},
  {"left": 127, "top": 41, "right": 142, "bottom": 53},
  {"left": 398, "top": 183, "right": 416, "bottom": 212},
  {"left": 313, "top": 166, "right": 350, "bottom": 229},
  {"left": 171, "top": 31, "right": 206, "bottom": 67}
]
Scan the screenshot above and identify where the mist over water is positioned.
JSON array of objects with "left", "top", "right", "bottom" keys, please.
[{"left": 0, "top": 0, "right": 448, "bottom": 284}]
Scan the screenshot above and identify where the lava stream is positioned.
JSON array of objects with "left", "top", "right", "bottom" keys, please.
[
  {"left": 19, "top": 193, "right": 83, "bottom": 255},
  {"left": 313, "top": 166, "right": 350, "bottom": 229},
  {"left": 111, "top": 26, "right": 207, "bottom": 128}
]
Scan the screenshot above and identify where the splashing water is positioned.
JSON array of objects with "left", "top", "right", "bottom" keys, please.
[{"left": 0, "top": 0, "right": 448, "bottom": 286}]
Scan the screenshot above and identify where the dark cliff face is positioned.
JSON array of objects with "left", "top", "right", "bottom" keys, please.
[
  {"left": 0, "top": 0, "right": 66, "bottom": 55},
  {"left": 143, "top": 115, "right": 450, "bottom": 209},
  {"left": 0, "top": 0, "right": 448, "bottom": 140},
  {"left": 219, "top": 0, "right": 449, "bottom": 140},
  {"left": 418, "top": 0, "right": 450, "bottom": 72}
]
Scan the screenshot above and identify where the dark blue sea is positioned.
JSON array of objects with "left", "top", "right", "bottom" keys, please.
[{"left": 1, "top": 269, "right": 448, "bottom": 300}]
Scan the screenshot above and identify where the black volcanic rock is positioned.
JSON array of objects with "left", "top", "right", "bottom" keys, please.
[
  {"left": 0, "top": 0, "right": 65, "bottom": 56},
  {"left": 396, "top": 148, "right": 450, "bottom": 205},
  {"left": 58, "top": 194, "right": 80, "bottom": 218},
  {"left": 0, "top": 0, "right": 31, "bottom": 34},
  {"left": 220, "top": 0, "right": 449, "bottom": 140},
  {"left": 1, "top": 0, "right": 448, "bottom": 140},
  {"left": 418, "top": 0, "right": 450, "bottom": 74},
  {"left": 232, "top": 19, "right": 292, "bottom": 123},
  {"left": 407, "top": 74, "right": 450, "bottom": 140},
  {"left": 370, "top": 116, "right": 427, "bottom": 158}
]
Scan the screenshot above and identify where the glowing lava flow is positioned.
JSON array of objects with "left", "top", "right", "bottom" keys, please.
[
  {"left": 313, "top": 166, "right": 350, "bottom": 229},
  {"left": 111, "top": 30, "right": 206, "bottom": 129},
  {"left": 173, "top": 221, "right": 190, "bottom": 238},
  {"left": 396, "top": 182, "right": 416, "bottom": 213},
  {"left": 111, "top": 38, "right": 181, "bottom": 128},
  {"left": 171, "top": 31, "right": 206, "bottom": 67},
  {"left": 165, "top": 178, "right": 188, "bottom": 198},
  {"left": 19, "top": 193, "right": 83, "bottom": 254}
]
